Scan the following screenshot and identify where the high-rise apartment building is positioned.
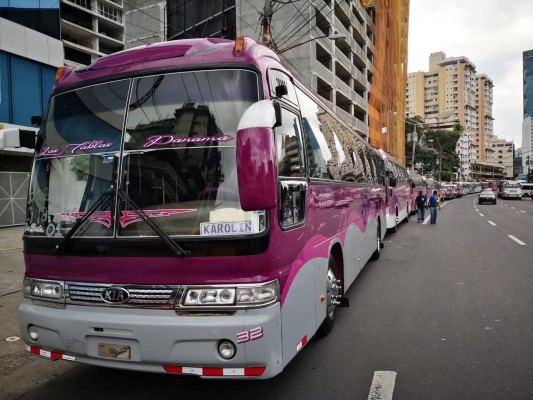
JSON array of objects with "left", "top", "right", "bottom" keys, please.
[
  {"left": 491, "top": 138, "right": 514, "bottom": 179},
  {"left": 124, "top": 0, "right": 166, "bottom": 49},
  {"left": 522, "top": 50, "right": 533, "bottom": 174},
  {"left": 60, "top": 0, "right": 125, "bottom": 66},
  {"left": 166, "top": 0, "right": 409, "bottom": 164},
  {"left": 406, "top": 52, "right": 494, "bottom": 181}
]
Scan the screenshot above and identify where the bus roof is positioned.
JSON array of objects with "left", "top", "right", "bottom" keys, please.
[{"left": 54, "top": 37, "right": 284, "bottom": 92}]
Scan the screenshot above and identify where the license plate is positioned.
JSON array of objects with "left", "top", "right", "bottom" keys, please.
[{"left": 98, "top": 343, "right": 131, "bottom": 360}]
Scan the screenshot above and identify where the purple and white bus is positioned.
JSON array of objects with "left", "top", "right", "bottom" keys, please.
[
  {"left": 8, "top": 37, "right": 404, "bottom": 379},
  {"left": 378, "top": 149, "right": 411, "bottom": 232}
]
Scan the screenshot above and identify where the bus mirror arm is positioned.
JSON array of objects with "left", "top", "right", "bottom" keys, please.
[{"left": 273, "top": 101, "right": 282, "bottom": 128}]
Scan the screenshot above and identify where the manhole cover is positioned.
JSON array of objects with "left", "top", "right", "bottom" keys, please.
[{"left": 5, "top": 336, "right": 20, "bottom": 342}]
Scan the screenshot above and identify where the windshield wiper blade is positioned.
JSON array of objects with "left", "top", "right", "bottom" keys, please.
[
  {"left": 117, "top": 191, "right": 191, "bottom": 257},
  {"left": 55, "top": 188, "right": 114, "bottom": 255}
]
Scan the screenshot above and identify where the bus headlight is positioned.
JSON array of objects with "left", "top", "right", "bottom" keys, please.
[
  {"left": 184, "top": 288, "right": 236, "bottom": 305},
  {"left": 23, "top": 278, "right": 64, "bottom": 300},
  {"left": 181, "top": 280, "right": 279, "bottom": 308}
]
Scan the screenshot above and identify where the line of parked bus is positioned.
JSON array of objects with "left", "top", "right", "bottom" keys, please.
[
  {"left": 407, "top": 175, "right": 482, "bottom": 208},
  {"left": 408, "top": 175, "right": 533, "bottom": 208}
]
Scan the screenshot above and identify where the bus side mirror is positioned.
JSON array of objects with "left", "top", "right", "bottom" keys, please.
[{"left": 236, "top": 100, "right": 278, "bottom": 211}]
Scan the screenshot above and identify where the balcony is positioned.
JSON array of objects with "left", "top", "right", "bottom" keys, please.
[
  {"left": 334, "top": 76, "right": 352, "bottom": 99},
  {"left": 352, "top": 91, "right": 367, "bottom": 113},
  {"left": 312, "top": 58, "right": 334, "bottom": 82},
  {"left": 335, "top": 46, "right": 352, "bottom": 71}
]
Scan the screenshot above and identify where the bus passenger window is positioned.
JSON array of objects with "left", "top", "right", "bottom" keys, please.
[{"left": 279, "top": 182, "right": 306, "bottom": 228}]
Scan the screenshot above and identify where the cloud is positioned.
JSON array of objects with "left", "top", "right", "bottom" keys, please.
[{"left": 408, "top": 0, "right": 533, "bottom": 146}]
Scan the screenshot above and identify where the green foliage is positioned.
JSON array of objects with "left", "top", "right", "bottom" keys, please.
[{"left": 404, "top": 117, "right": 462, "bottom": 181}]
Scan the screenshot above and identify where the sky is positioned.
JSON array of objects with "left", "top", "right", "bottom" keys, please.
[{"left": 407, "top": 0, "right": 533, "bottom": 148}]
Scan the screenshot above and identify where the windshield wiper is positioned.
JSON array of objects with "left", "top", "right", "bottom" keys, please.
[
  {"left": 55, "top": 188, "right": 115, "bottom": 255},
  {"left": 116, "top": 190, "right": 191, "bottom": 257}
]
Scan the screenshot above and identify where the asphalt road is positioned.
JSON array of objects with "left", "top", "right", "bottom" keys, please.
[{"left": 2, "top": 195, "right": 533, "bottom": 400}]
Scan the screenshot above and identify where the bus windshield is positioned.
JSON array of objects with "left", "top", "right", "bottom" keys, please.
[{"left": 26, "top": 69, "right": 265, "bottom": 238}]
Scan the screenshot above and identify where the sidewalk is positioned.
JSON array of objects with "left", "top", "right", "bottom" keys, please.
[
  {"left": 0, "top": 226, "right": 74, "bottom": 400},
  {"left": 0, "top": 226, "right": 25, "bottom": 297}
]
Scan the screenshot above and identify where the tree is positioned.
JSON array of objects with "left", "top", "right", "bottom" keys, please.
[{"left": 404, "top": 117, "right": 462, "bottom": 181}]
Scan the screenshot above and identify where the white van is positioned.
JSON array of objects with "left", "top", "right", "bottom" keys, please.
[{"left": 521, "top": 182, "right": 533, "bottom": 198}]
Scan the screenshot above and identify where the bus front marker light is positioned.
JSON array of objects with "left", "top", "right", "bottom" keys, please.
[
  {"left": 28, "top": 325, "right": 39, "bottom": 341},
  {"left": 218, "top": 340, "right": 236, "bottom": 360}
]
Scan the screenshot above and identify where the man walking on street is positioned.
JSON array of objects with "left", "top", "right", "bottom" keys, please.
[
  {"left": 415, "top": 190, "right": 427, "bottom": 223},
  {"left": 428, "top": 190, "right": 441, "bottom": 224}
]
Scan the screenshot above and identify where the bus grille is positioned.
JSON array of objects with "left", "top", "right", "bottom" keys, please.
[{"left": 66, "top": 282, "right": 180, "bottom": 309}]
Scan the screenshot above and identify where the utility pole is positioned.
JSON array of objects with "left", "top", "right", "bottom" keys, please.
[
  {"left": 261, "top": 0, "right": 272, "bottom": 45},
  {"left": 410, "top": 125, "right": 417, "bottom": 172},
  {"left": 439, "top": 150, "right": 442, "bottom": 182}
]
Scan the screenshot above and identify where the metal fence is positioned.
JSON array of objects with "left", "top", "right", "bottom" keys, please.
[{"left": 0, "top": 172, "right": 30, "bottom": 227}]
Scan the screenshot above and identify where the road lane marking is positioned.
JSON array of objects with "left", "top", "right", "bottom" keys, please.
[
  {"left": 520, "top": 210, "right": 527, "bottom": 213},
  {"left": 488, "top": 221, "right": 497, "bottom": 226},
  {"left": 479, "top": 213, "right": 484, "bottom": 217},
  {"left": 508, "top": 235, "right": 526, "bottom": 246},
  {"left": 367, "top": 371, "right": 397, "bottom": 400}
]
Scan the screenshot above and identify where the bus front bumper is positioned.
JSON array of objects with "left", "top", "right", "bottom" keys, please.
[{"left": 19, "top": 299, "right": 283, "bottom": 379}]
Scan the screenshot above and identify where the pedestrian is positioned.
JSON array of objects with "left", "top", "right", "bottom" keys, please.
[
  {"left": 414, "top": 190, "right": 427, "bottom": 223},
  {"left": 428, "top": 190, "right": 441, "bottom": 224}
]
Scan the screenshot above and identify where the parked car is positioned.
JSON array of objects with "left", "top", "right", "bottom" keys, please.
[{"left": 478, "top": 188, "right": 497, "bottom": 204}]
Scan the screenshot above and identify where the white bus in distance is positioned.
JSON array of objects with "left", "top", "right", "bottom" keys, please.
[{"left": 497, "top": 181, "right": 522, "bottom": 199}]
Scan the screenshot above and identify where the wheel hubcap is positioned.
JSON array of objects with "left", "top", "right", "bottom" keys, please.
[{"left": 326, "top": 268, "right": 340, "bottom": 318}]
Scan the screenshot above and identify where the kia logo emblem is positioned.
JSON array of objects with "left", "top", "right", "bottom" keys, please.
[{"left": 101, "top": 287, "right": 130, "bottom": 304}]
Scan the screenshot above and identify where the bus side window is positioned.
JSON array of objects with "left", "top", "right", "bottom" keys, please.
[{"left": 279, "top": 182, "right": 306, "bottom": 228}]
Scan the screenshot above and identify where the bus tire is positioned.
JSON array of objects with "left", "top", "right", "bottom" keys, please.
[
  {"left": 317, "top": 256, "right": 339, "bottom": 337},
  {"left": 370, "top": 222, "right": 381, "bottom": 261}
]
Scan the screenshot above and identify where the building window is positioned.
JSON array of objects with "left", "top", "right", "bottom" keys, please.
[{"left": 167, "top": 0, "right": 236, "bottom": 40}]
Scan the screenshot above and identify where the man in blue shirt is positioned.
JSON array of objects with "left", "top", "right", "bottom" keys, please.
[{"left": 428, "top": 190, "right": 441, "bottom": 224}]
